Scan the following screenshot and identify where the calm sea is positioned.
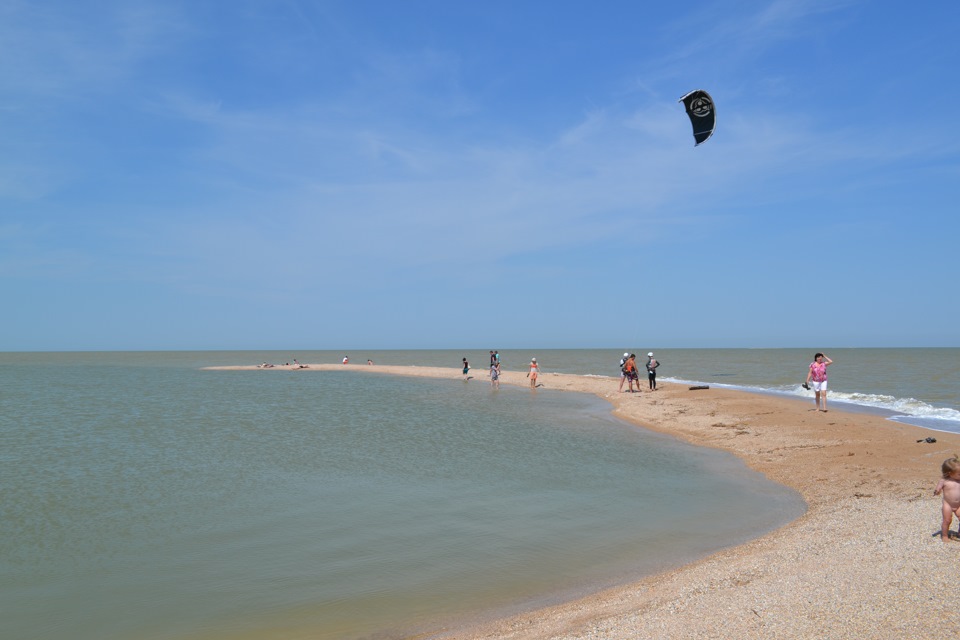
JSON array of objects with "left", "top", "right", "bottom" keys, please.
[{"left": 0, "top": 348, "right": 952, "bottom": 639}]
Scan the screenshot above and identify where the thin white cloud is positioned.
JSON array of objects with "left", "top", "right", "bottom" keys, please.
[{"left": 0, "top": 1, "right": 186, "bottom": 100}]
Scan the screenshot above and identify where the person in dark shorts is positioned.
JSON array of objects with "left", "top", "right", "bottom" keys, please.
[{"left": 623, "top": 355, "right": 641, "bottom": 392}]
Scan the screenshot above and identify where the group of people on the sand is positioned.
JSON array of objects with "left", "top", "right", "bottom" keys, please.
[
  {"left": 258, "top": 359, "right": 308, "bottom": 369},
  {"left": 460, "top": 351, "right": 543, "bottom": 389},
  {"left": 614, "top": 350, "right": 835, "bottom": 408},
  {"left": 619, "top": 352, "right": 659, "bottom": 393},
  {"left": 258, "top": 356, "right": 379, "bottom": 369}
]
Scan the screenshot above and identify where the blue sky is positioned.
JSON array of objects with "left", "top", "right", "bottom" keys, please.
[{"left": 3, "top": 0, "right": 958, "bottom": 351}]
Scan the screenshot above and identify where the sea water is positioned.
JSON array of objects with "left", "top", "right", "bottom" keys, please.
[{"left": 1, "top": 347, "right": 951, "bottom": 639}]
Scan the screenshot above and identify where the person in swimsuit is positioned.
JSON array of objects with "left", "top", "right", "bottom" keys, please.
[
  {"left": 462, "top": 358, "right": 470, "bottom": 381},
  {"left": 490, "top": 361, "right": 500, "bottom": 388},
  {"left": 527, "top": 358, "right": 540, "bottom": 388},
  {"left": 804, "top": 352, "right": 833, "bottom": 412}
]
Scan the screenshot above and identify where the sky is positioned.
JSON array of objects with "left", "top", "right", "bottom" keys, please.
[{"left": 2, "top": 0, "right": 958, "bottom": 351}]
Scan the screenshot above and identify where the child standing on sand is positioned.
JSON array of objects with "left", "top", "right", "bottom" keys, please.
[{"left": 934, "top": 456, "right": 960, "bottom": 541}]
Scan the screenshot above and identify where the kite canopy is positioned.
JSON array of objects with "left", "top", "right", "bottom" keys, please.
[{"left": 679, "top": 89, "right": 716, "bottom": 146}]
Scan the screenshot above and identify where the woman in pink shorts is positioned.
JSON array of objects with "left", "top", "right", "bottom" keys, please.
[{"left": 805, "top": 352, "right": 833, "bottom": 412}]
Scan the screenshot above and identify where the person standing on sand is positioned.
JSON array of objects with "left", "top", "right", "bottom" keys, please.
[
  {"left": 462, "top": 358, "right": 470, "bottom": 381},
  {"left": 618, "top": 352, "right": 630, "bottom": 392},
  {"left": 630, "top": 354, "right": 643, "bottom": 393},
  {"left": 934, "top": 457, "right": 960, "bottom": 542},
  {"left": 490, "top": 361, "right": 500, "bottom": 388},
  {"left": 804, "top": 352, "right": 833, "bottom": 411},
  {"left": 621, "top": 356, "right": 633, "bottom": 392},
  {"left": 527, "top": 358, "right": 540, "bottom": 388},
  {"left": 646, "top": 352, "right": 659, "bottom": 390}
]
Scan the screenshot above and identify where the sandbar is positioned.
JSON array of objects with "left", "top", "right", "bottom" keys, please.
[{"left": 206, "top": 362, "right": 960, "bottom": 637}]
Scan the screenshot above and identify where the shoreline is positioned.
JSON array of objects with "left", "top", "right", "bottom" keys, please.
[{"left": 206, "top": 363, "right": 960, "bottom": 637}]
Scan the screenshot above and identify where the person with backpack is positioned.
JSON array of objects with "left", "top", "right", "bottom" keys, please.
[{"left": 618, "top": 352, "right": 630, "bottom": 392}]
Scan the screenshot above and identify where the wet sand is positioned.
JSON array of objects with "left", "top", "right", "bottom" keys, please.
[{"left": 209, "top": 363, "right": 960, "bottom": 637}]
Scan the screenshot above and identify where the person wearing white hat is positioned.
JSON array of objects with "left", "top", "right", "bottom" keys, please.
[
  {"left": 646, "top": 352, "right": 660, "bottom": 390},
  {"left": 527, "top": 357, "right": 541, "bottom": 388}
]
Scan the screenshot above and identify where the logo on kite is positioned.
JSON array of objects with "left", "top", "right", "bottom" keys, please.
[
  {"left": 679, "top": 89, "right": 716, "bottom": 146},
  {"left": 690, "top": 96, "right": 713, "bottom": 118}
]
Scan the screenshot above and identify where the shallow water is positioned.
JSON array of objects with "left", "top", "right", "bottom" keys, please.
[{"left": 0, "top": 351, "right": 803, "bottom": 639}]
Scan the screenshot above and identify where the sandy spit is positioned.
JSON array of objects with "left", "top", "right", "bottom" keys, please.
[{"left": 205, "top": 362, "right": 960, "bottom": 638}]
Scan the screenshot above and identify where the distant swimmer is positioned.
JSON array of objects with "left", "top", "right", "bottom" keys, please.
[
  {"left": 367, "top": 359, "right": 374, "bottom": 365},
  {"left": 805, "top": 352, "right": 833, "bottom": 412},
  {"left": 527, "top": 358, "right": 540, "bottom": 388}
]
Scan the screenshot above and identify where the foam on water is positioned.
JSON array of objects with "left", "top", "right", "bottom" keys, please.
[{"left": 657, "top": 375, "right": 960, "bottom": 433}]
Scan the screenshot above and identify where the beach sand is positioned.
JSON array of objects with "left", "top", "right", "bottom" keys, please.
[{"left": 211, "top": 362, "right": 960, "bottom": 637}]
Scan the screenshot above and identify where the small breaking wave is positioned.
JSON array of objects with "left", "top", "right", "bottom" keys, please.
[{"left": 660, "top": 377, "right": 960, "bottom": 432}]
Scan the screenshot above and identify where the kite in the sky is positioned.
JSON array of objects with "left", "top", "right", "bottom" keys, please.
[{"left": 679, "top": 89, "right": 716, "bottom": 146}]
